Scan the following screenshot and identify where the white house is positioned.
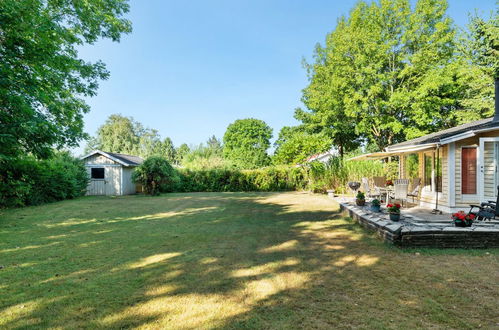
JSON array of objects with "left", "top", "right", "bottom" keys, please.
[
  {"left": 81, "top": 150, "right": 143, "bottom": 196},
  {"left": 351, "top": 81, "right": 499, "bottom": 213},
  {"left": 305, "top": 149, "right": 338, "bottom": 164}
]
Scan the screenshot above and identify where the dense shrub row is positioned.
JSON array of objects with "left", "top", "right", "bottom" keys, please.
[
  {"left": 173, "top": 166, "right": 308, "bottom": 192},
  {"left": 0, "top": 153, "right": 88, "bottom": 208},
  {"left": 133, "top": 156, "right": 385, "bottom": 194}
]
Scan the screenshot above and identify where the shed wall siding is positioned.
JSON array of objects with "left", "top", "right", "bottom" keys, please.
[
  {"left": 85, "top": 165, "right": 121, "bottom": 196},
  {"left": 106, "top": 166, "right": 121, "bottom": 195},
  {"left": 122, "top": 167, "right": 137, "bottom": 195},
  {"left": 84, "top": 154, "right": 118, "bottom": 165}
]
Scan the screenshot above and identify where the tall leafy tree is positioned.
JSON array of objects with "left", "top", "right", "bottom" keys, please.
[
  {"left": 0, "top": 0, "right": 131, "bottom": 161},
  {"left": 223, "top": 118, "right": 273, "bottom": 169},
  {"left": 180, "top": 136, "right": 226, "bottom": 169},
  {"left": 175, "top": 143, "right": 190, "bottom": 165},
  {"left": 273, "top": 127, "right": 332, "bottom": 165},
  {"left": 139, "top": 129, "right": 163, "bottom": 158},
  {"left": 207, "top": 135, "right": 223, "bottom": 154},
  {"left": 88, "top": 114, "right": 172, "bottom": 159},
  {"left": 300, "top": 0, "right": 461, "bottom": 151},
  {"left": 455, "top": 8, "right": 498, "bottom": 122},
  {"left": 161, "top": 137, "right": 176, "bottom": 163},
  {"left": 91, "top": 114, "right": 141, "bottom": 155}
]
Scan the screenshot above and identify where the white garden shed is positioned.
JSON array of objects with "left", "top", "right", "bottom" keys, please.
[{"left": 81, "top": 150, "right": 143, "bottom": 196}]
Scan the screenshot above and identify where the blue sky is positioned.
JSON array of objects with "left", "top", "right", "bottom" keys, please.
[{"left": 76, "top": 0, "right": 497, "bottom": 154}]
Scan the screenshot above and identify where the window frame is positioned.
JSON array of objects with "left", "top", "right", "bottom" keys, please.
[
  {"left": 423, "top": 152, "right": 434, "bottom": 192},
  {"left": 422, "top": 150, "right": 442, "bottom": 193},
  {"left": 91, "top": 167, "right": 105, "bottom": 180}
]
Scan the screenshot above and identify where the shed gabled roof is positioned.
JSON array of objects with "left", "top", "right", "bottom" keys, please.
[
  {"left": 386, "top": 117, "right": 499, "bottom": 151},
  {"left": 81, "top": 150, "right": 144, "bottom": 166},
  {"left": 105, "top": 152, "right": 143, "bottom": 166}
]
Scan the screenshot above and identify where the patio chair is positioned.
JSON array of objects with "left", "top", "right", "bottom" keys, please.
[
  {"left": 468, "top": 185, "right": 499, "bottom": 221},
  {"left": 393, "top": 179, "right": 409, "bottom": 207},
  {"left": 372, "top": 176, "right": 387, "bottom": 202},
  {"left": 372, "top": 176, "right": 386, "bottom": 188},
  {"left": 361, "top": 177, "right": 380, "bottom": 199},
  {"left": 407, "top": 178, "right": 421, "bottom": 203}
]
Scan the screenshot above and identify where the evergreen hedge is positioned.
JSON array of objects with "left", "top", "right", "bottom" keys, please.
[{"left": 0, "top": 153, "right": 88, "bottom": 208}]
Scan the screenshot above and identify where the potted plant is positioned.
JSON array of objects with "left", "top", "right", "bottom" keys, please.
[
  {"left": 451, "top": 211, "right": 475, "bottom": 227},
  {"left": 387, "top": 203, "right": 401, "bottom": 221},
  {"left": 355, "top": 191, "right": 366, "bottom": 206},
  {"left": 370, "top": 199, "right": 381, "bottom": 212}
]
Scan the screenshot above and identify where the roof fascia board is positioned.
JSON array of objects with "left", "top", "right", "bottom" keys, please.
[
  {"left": 472, "top": 127, "right": 499, "bottom": 135},
  {"left": 439, "top": 131, "right": 476, "bottom": 145},
  {"left": 386, "top": 143, "right": 436, "bottom": 153},
  {"left": 80, "top": 150, "right": 129, "bottom": 166}
]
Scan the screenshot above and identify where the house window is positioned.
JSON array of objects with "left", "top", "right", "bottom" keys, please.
[
  {"left": 436, "top": 152, "right": 442, "bottom": 193},
  {"left": 424, "top": 154, "right": 432, "bottom": 188},
  {"left": 91, "top": 168, "right": 105, "bottom": 179},
  {"left": 405, "top": 153, "right": 419, "bottom": 180},
  {"left": 423, "top": 152, "right": 442, "bottom": 192},
  {"left": 461, "top": 147, "right": 477, "bottom": 195}
]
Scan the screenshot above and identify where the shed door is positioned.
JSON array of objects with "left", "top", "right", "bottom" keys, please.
[
  {"left": 87, "top": 167, "right": 107, "bottom": 195},
  {"left": 91, "top": 180, "right": 106, "bottom": 195},
  {"left": 104, "top": 166, "right": 121, "bottom": 195}
]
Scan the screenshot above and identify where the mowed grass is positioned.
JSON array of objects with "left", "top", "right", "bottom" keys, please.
[{"left": 1, "top": 192, "right": 498, "bottom": 329}]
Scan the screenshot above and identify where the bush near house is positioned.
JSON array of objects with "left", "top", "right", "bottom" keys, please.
[
  {"left": 132, "top": 156, "right": 177, "bottom": 195},
  {"left": 0, "top": 153, "right": 88, "bottom": 208},
  {"left": 145, "top": 156, "right": 383, "bottom": 194},
  {"left": 174, "top": 166, "right": 308, "bottom": 192}
]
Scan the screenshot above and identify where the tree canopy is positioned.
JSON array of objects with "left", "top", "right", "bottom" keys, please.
[
  {"left": 298, "top": 0, "right": 494, "bottom": 152},
  {"left": 454, "top": 8, "right": 498, "bottom": 122},
  {"left": 86, "top": 114, "right": 177, "bottom": 159},
  {"left": 181, "top": 136, "right": 228, "bottom": 169},
  {"left": 0, "top": 0, "right": 131, "bottom": 161},
  {"left": 273, "top": 126, "right": 332, "bottom": 165},
  {"left": 223, "top": 119, "right": 273, "bottom": 169}
]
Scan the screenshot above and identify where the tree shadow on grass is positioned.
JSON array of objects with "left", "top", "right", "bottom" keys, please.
[{"left": 0, "top": 192, "right": 497, "bottom": 329}]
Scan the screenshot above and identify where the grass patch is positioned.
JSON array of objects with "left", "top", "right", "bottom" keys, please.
[{"left": 1, "top": 192, "right": 498, "bottom": 328}]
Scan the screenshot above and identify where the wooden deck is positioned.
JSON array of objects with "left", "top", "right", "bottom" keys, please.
[{"left": 336, "top": 197, "right": 499, "bottom": 248}]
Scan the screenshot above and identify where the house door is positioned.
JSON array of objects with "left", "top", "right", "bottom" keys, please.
[{"left": 478, "top": 138, "right": 499, "bottom": 201}]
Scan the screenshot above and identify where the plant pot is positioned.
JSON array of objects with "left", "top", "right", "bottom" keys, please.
[
  {"left": 453, "top": 219, "right": 472, "bottom": 227},
  {"left": 389, "top": 212, "right": 400, "bottom": 221},
  {"left": 356, "top": 199, "right": 366, "bottom": 206},
  {"left": 370, "top": 205, "right": 381, "bottom": 212}
]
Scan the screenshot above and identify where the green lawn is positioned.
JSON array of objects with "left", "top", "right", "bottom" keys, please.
[{"left": 1, "top": 192, "right": 498, "bottom": 329}]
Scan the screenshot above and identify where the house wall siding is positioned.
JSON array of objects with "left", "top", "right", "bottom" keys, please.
[
  {"left": 417, "top": 146, "right": 448, "bottom": 206},
  {"left": 453, "top": 136, "right": 487, "bottom": 207},
  {"left": 483, "top": 141, "right": 496, "bottom": 200},
  {"left": 441, "top": 145, "right": 448, "bottom": 202}
]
